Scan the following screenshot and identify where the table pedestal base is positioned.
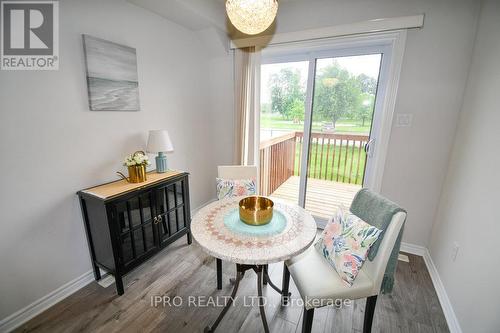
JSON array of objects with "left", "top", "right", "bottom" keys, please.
[{"left": 204, "top": 264, "right": 291, "bottom": 333}]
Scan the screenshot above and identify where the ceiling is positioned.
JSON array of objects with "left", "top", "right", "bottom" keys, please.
[
  {"left": 128, "top": 0, "right": 307, "bottom": 35},
  {"left": 128, "top": 0, "right": 227, "bottom": 31}
]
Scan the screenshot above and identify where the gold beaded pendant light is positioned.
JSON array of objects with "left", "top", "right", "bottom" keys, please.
[{"left": 226, "top": 0, "right": 279, "bottom": 35}]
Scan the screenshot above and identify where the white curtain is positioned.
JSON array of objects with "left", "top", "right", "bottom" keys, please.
[{"left": 233, "top": 46, "right": 261, "bottom": 166}]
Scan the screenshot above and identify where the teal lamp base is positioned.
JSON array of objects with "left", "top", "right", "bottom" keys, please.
[{"left": 155, "top": 152, "right": 168, "bottom": 173}]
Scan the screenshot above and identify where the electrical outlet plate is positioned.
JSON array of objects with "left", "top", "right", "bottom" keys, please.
[
  {"left": 97, "top": 274, "right": 115, "bottom": 288},
  {"left": 396, "top": 113, "right": 413, "bottom": 127},
  {"left": 398, "top": 253, "right": 410, "bottom": 262}
]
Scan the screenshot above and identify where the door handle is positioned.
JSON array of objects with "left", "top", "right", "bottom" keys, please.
[
  {"left": 364, "top": 139, "right": 375, "bottom": 156},
  {"left": 158, "top": 215, "right": 163, "bottom": 223},
  {"left": 154, "top": 216, "right": 158, "bottom": 224}
]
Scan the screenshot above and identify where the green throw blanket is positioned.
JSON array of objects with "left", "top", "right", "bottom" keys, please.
[{"left": 350, "top": 188, "right": 406, "bottom": 294}]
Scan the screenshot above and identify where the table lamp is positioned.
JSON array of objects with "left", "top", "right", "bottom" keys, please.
[{"left": 146, "top": 130, "right": 174, "bottom": 173}]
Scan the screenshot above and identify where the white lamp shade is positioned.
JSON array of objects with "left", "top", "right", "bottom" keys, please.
[{"left": 146, "top": 130, "right": 174, "bottom": 153}]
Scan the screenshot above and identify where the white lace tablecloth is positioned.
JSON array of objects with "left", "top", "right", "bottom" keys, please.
[{"left": 191, "top": 196, "right": 317, "bottom": 265}]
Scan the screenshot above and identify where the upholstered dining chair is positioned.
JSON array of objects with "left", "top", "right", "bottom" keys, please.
[
  {"left": 217, "top": 165, "right": 258, "bottom": 182},
  {"left": 214, "top": 165, "right": 258, "bottom": 289},
  {"left": 282, "top": 197, "right": 406, "bottom": 333}
]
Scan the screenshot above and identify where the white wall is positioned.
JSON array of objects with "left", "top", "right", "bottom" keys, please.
[
  {"left": 250, "top": 0, "right": 480, "bottom": 246},
  {"left": 0, "top": 0, "right": 229, "bottom": 321},
  {"left": 429, "top": 0, "right": 500, "bottom": 331},
  {"left": 197, "top": 27, "right": 236, "bottom": 166}
]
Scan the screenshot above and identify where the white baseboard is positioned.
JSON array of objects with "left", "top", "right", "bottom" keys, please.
[
  {"left": 0, "top": 199, "right": 217, "bottom": 333},
  {"left": 421, "top": 248, "right": 462, "bottom": 333},
  {"left": 400, "top": 242, "right": 462, "bottom": 333},
  {"left": 0, "top": 270, "right": 95, "bottom": 333},
  {"left": 400, "top": 241, "right": 427, "bottom": 256}
]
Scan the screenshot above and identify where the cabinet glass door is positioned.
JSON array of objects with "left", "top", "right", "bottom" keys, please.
[
  {"left": 155, "top": 179, "right": 187, "bottom": 245},
  {"left": 115, "top": 190, "right": 157, "bottom": 266}
]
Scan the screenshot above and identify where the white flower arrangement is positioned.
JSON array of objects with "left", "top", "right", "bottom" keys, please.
[{"left": 123, "top": 151, "right": 151, "bottom": 167}]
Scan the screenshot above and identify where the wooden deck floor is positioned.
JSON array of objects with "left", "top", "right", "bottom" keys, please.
[{"left": 271, "top": 176, "right": 361, "bottom": 221}]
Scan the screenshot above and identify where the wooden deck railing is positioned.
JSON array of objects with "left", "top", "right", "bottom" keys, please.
[
  {"left": 259, "top": 132, "right": 297, "bottom": 196},
  {"left": 259, "top": 131, "right": 369, "bottom": 195}
]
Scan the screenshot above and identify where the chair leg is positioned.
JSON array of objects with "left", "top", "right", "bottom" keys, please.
[
  {"left": 301, "top": 307, "right": 314, "bottom": 333},
  {"left": 281, "top": 263, "right": 291, "bottom": 305},
  {"left": 363, "top": 295, "right": 378, "bottom": 333},
  {"left": 216, "top": 258, "right": 222, "bottom": 290}
]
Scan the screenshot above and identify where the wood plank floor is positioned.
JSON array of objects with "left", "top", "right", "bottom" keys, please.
[
  {"left": 272, "top": 176, "right": 361, "bottom": 220},
  {"left": 15, "top": 235, "right": 449, "bottom": 333}
]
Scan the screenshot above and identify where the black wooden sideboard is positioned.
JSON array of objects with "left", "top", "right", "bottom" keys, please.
[{"left": 77, "top": 171, "right": 191, "bottom": 295}]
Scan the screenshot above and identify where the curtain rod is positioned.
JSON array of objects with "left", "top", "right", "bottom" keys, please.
[{"left": 230, "top": 14, "right": 424, "bottom": 49}]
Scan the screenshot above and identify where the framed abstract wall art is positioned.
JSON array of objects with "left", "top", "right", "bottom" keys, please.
[{"left": 82, "top": 34, "right": 140, "bottom": 111}]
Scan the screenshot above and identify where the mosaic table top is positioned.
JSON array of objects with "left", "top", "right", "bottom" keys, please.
[{"left": 191, "top": 196, "right": 317, "bottom": 265}]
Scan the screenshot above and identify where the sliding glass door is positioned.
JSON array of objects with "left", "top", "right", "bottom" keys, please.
[
  {"left": 259, "top": 40, "right": 391, "bottom": 226},
  {"left": 304, "top": 54, "right": 382, "bottom": 225}
]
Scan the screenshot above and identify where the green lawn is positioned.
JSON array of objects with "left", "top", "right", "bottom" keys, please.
[
  {"left": 294, "top": 141, "right": 366, "bottom": 185},
  {"left": 260, "top": 113, "right": 371, "bottom": 134},
  {"left": 261, "top": 113, "right": 369, "bottom": 185}
]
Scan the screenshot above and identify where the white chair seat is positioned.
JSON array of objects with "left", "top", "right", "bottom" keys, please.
[
  {"left": 283, "top": 195, "right": 406, "bottom": 332},
  {"left": 286, "top": 246, "right": 375, "bottom": 309}
]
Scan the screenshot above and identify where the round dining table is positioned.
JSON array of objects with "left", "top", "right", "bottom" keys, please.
[{"left": 191, "top": 196, "right": 317, "bottom": 333}]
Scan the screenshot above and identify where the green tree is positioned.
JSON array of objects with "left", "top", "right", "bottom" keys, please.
[
  {"left": 356, "top": 93, "right": 375, "bottom": 126},
  {"left": 289, "top": 98, "right": 305, "bottom": 123},
  {"left": 261, "top": 102, "right": 271, "bottom": 114},
  {"left": 313, "top": 64, "right": 362, "bottom": 128},
  {"left": 270, "top": 68, "right": 305, "bottom": 119},
  {"left": 357, "top": 73, "right": 377, "bottom": 95}
]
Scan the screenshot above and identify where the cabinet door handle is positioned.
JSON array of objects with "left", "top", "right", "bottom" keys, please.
[
  {"left": 158, "top": 215, "right": 163, "bottom": 222},
  {"left": 154, "top": 216, "right": 158, "bottom": 224}
]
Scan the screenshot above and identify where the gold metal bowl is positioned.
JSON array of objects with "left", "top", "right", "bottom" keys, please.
[{"left": 239, "top": 196, "right": 274, "bottom": 226}]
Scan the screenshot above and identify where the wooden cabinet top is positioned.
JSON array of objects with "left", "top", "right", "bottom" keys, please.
[{"left": 79, "top": 170, "right": 186, "bottom": 200}]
